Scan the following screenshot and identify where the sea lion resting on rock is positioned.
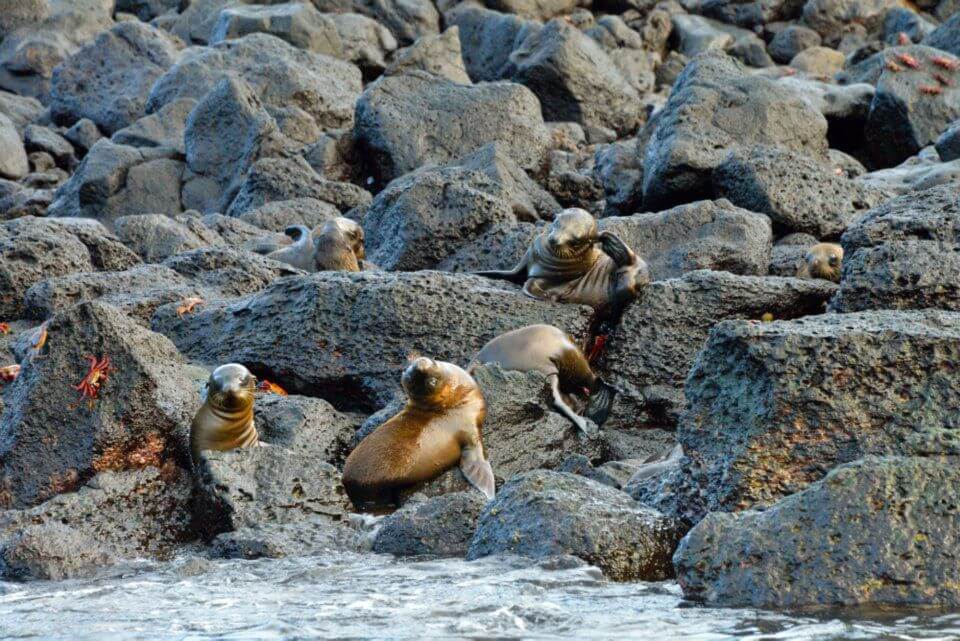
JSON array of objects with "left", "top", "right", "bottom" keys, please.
[
  {"left": 476, "top": 208, "right": 649, "bottom": 312},
  {"left": 797, "top": 243, "right": 843, "bottom": 282},
  {"left": 470, "top": 324, "right": 615, "bottom": 437},
  {"left": 343, "top": 357, "right": 495, "bottom": 511},
  {"left": 266, "top": 225, "right": 315, "bottom": 271},
  {"left": 314, "top": 217, "right": 369, "bottom": 272},
  {"left": 190, "top": 363, "right": 259, "bottom": 465}
]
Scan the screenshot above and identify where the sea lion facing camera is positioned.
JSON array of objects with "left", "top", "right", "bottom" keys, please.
[
  {"left": 470, "top": 324, "right": 615, "bottom": 437},
  {"left": 190, "top": 363, "right": 259, "bottom": 465},
  {"left": 342, "top": 357, "right": 495, "bottom": 511},
  {"left": 314, "top": 217, "right": 367, "bottom": 272},
  {"left": 797, "top": 242, "right": 843, "bottom": 282},
  {"left": 266, "top": 225, "right": 315, "bottom": 271}
]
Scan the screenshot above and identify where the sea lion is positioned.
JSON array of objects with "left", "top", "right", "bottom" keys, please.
[
  {"left": 342, "top": 357, "right": 495, "bottom": 511},
  {"left": 469, "top": 324, "right": 616, "bottom": 437},
  {"left": 190, "top": 363, "right": 259, "bottom": 465},
  {"left": 266, "top": 225, "right": 315, "bottom": 271},
  {"left": 797, "top": 242, "right": 843, "bottom": 282},
  {"left": 314, "top": 217, "right": 367, "bottom": 272},
  {"left": 475, "top": 208, "right": 649, "bottom": 313}
]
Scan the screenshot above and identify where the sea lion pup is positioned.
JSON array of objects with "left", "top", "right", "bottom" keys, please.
[
  {"left": 475, "top": 208, "right": 649, "bottom": 312},
  {"left": 265, "top": 225, "right": 315, "bottom": 271},
  {"left": 469, "top": 324, "right": 616, "bottom": 436},
  {"left": 342, "top": 357, "right": 495, "bottom": 511},
  {"left": 190, "top": 363, "right": 259, "bottom": 465},
  {"left": 797, "top": 242, "right": 843, "bottom": 282},
  {"left": 314, "top": 217, "right": 367, "bottom": 272}
]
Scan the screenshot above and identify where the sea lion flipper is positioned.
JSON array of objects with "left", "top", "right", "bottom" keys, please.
[
  {"left": 460, "top": 447, "right": 495, "bottom": 500},
  {"left": 549, "top": 374, "right": 598, "bottom": 438},
  {"left": 598, "top": 231, "right": 634, "bottom": 267},
  {"left": 584, "top": 379, "right": 617, "bottom": 427}
]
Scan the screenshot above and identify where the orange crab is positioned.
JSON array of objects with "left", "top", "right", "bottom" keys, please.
[
  {"left": 586, "top": 334, "right": 608, "bottom": 363},
  {"left": 72, "top": 355, "right": 114, "bottom": 406},
  {"left": 896, "top": 53, "right": 921, "bottom": 70},
  {"left": 919, "top": 84, "right": 943, "bottom": 95},
  {"left": 931, "top": 55, "right": 960, "bottom": 71},
  {"left": 176, "top": 297, "right": 205, "bottom": 318},
  {"left": 0, "top": 323, "right": 9, "bottom": 334},
  {"left": 886, "top": 60, "right": 902, "bottom": 73},
  {"left": 257, "top": 379, "right": 288, "bottom": 396},
  {"left": 933, "top": 72, "right": 953, "bottom": 87},
  {"left": 0, "top": 364, "right": 20, "bottom": 383}
]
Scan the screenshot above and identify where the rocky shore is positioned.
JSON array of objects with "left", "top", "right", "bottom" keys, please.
[{"left": 0, "top": 0, "right": 959, "bottom": 612}]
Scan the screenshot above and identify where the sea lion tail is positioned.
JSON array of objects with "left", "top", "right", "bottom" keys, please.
[{"left": 584, "top": 379, "right": 617, "bottom": 427}]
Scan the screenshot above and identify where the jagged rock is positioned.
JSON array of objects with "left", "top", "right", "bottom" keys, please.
[
  {"left": 237, "top": 197, "right": 341, "bottom": 232},
  {"left": 778, "top": 76, "right": 874, "bottom": 158},
  {"left": 372, "top": 491, "right": 487, "bottom": 556},
  {"left": 466, "top": 470, "right": 685, "bottom": 581},
  {"left": 840, "top": 183, "right": 960, "bottom": 250},
  {"left": 116, "top": 0, "right": 179, "bottom": 21},
  {"left": 49, "top": 22, "right": 180, "bottom": 135},
  {"left": 0, "top": 91, "right": 43, "bottom": 131},
  {"left": 151, "top": 271, "right": 592, "bottom": 411},
  {"left": 0, "top": 523, "right": 116, "bottom": 581},
  {"left": 114, "top": 214, "right": 223, "bottom": 263},
  {"left": 676, "top": 456, "right": 960, "bottom": 608},
  {"left": 0, "top": 0, "right": 50, "bottom": 42},
  {"left": 200, "top": 213, "right": 275, "bottom": 247},
  {"left": 801, "top": 0, "right": 900, "bottom": 44},
  {"left": 713, "top": 146, "right": 891, "bottom": 238},
  {"left": 354, "top": 71, "right": 549, "bottom": 187},
  {"left": 790, "top": 45, "right": 845, "bottom": 76},
  {"left": 670, "top": 14, "right": 734, "bottom": 57},
  {"left": 642, "top": 51, "right": 827, "bottom": 210},
  {"left": 445, "top": 4, "right": 541, "bottom": 82},
  {"left": 922, "top": 12, "right": 960, "bottom": 56},
  {"left": 699, "top": 0, "right": 804, "bottom": 29},
  {"left": 312, "top": 0, "right": 440, "bottom": 45},
  {"left": 209, "top": 3, "right": 344, "bottom": 57},
  {"left": 160, "top": 245, "right": 304, "bottom": 299},
  {"left": 769, "top": 233, "right": 818, "bottom": 276},
  {"left": 768, "top": 24, "right": 821, "bottom": 63},
  {"left": 437, "top": 222, "right": 540, "bottom": 272},
  {"left": 856, "top": 151, "right": 960, "bottom": 194},
  {"left": 23, "top": 125, "right": 75, "bottom": 171},
  {"left": 112, "top": 98, "right": 196, "bottom": 154},
  {"left": 330, "top": 13, "right": 398, "bottom": 78},
  {"left": 557, "top": 454, "right": 622, "bottom": 488},
  {"left": 882, "top": 8, "right": 936, "bottom": 45},
  {"left": 593, "top": 139, "right": 643, "bottom": 216},
  {"left": 192, "top": 445, "right": 350, "bottom": 540},
  {"left": 64, "top": 118, "right": 103, "bottom": 157},
  {"left": 728, "top": 33, "right": 775, "bottom": 68},
  {"left": 147, "top": 33, "right": 362, "bottom": 133},
  {"left": 384, "top": 26, "right": 471, "bottom": 83},
  {"left": 255, "top": 394, "right": 361, "bottom": 466},
  {"left": 0, "top": 113, "right": 29, "bottom": 180},
  {"left": 504, "top": 19, "right": 640, "bottom": 136},
  {"left": 0, "top": 301, "right": 199, "bottom": 508},
  {"left": 458, "top": 143, "right": 560, "bottom": 221},
  {"left": 41, "top": 217, "right": 141, "bottom": 272},
  {"left": 210, "top": 519, "right": 358, "bottom": 559},
  {"left": 677, "top": 310, "right": 960, "bottom": 522},
  {"left": 601, "top": 199, "right": 773, "bottom": 280},
  {"left": 936, "top": 121, "right": 960, "bottom": 162}
]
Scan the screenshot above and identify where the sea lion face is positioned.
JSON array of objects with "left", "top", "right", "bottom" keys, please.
[
  {"left": 320, "top": 218, "right": 365, "bottom": 260},
  {"left": 401, "top": 357, "right": 478, "bottom": 410},
  {"left": 804, "top": 243, "right": 843, "bottom": 282},
  {"left": 545, "top": 209, "right": 598, "bottom": 260},
  {"left": 205, "top": 363, "right": 256, "bottom": 412}
]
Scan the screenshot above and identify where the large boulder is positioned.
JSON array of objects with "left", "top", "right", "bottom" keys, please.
[
  {"left": 330, "top": 13, "right": 399, "bottom": 78},
  {"left": 503, "top": 19, "right": 640, "bottom": 136},
  {"left": 237, "top": 197, "right": 341, "bottom": 232},
  {"left": 372, "top": 491, "right": 487, "bottom": 557},
  {"left": 840, "top": 183, "right": 960, "bottom": 250},
  {"left": 921, "top": 11, "right": 960, "bottom": 56},
  {"left": 111, "top": 98, "right": 196, "bottom": 154},
  {"left": 466, "top": 470, "right": 685, "bottom": 581},
  {"left": 160, "top": 245, "right": 304, "bottom": 299},
  {"left": 457, "top": 142, "right": 559, "bottom": 221},
  {"left": 151, "top": 271, "right": 593, "bottom": 411},
  {"left": 642, "top": 51, "right": 827, "bottom": 210},
  {"left": 675, "top": 456, "right": 960, "bottom": 608},
  {"left": 0, "top": 523, "right": 115, "bottom": 581},
  {"left": 0, "top": 301, "right": 199, "bottom": 508},
  {"left": 254, "top": 393, "right": 361, "bottom": 466},
  {"left": 444, "top": 4, "right": 540, "bottom": 82},
  {"left": 354, "top": 71, "right": 550, "bottom": 187},
  {"left": 113, "top": 214, "right": 223, "bottom": 263},
  {"left": 677, "top": 310, "right": 960, "bottom": 522},
  {"left": 41, "top": 217, "right": 141, "bottom": 272},
  {"left": 801, "top": 0, "right": 900, "bottom": 44},
  {"left": 147, "top": 33, "right": 362, "bottom": 133},
  {"left": 384, "top": 26, "right": 471, "bottom": 84},
  {"left": 209, "top": 3, "right": 344, "bottom": 57},
  {"left": 0, "top": 113, "right": 29, "bottom": 180},
  {"left": 936, "top": 120, "right": 960, "bottom": 162},
  {"left": 49, "top": 22, "right": 180, "bottom": 135}
]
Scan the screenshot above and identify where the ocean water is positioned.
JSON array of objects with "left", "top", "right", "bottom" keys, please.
[{"left": 1, "top": 553, "right": 958, "bottom": 641}]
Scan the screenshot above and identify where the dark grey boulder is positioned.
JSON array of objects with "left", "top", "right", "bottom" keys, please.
[
  {"left": 384, "top": 26, "right": 472, "bottom": 83},
  {"left": 713, "top": 146, "right": 891, "bottom": 238},
  {"left": 255, "top": 394, "right": 361, "bottom": 466},
  {"left": 504, "top": 19, "right": 641, "bottom": 136},
  {"left": 317, "top": 0, "right": 440, "bottom": 45},
  {"left": 801, "top": 0, "right": 899, "bottom": 44},
  {"left": 864, "top": 45, "right": 960, "bottom": 168},
  {"left": 209, "top": 3, "right": 344, "bottom": 57},
  {"left": 458, "top": 142, "right": 560, "bottom": 221},
  {"left": 112, "top": 98, "right": 195, "bottom": 154},
  {"left": 42, "top": 217, "right": 141, "bottom": 272},
  {"left": 593, "top": 138, "right": 643, "bottom": 217},
  {"left": 201, "top": 213, "right": 278, "bottom": 248},
  {"left": 362, "top": 166, "right": 517, "bottom": 271},
  {"left": 237, "top": 197, "right": 341, "bottom": 232},
  {"left": 210, "top": 518, "right": 359, "bottom": 559},
  {"left": 922, "top": 12, "right": 960, "bottom": 56},
  {"left": 50, "top": 22, "right": 180, "bottom": 135},
  {"left": 840, "top": 182, "right": 960, "bottom": 250},
  {"left": 372, "top": 491, "right": 487, "bottom": 557},
  {"left": 556, "top": 454, "right": 622, "bottom": 488},
  {"left": 467, "top": 470, "right": 685, "bottom": 581},
  {"left": 0, "top": 301, "right": 199, "bottom": 508},
  {"left": 64, "top": 118, "right": 103, "bottom": 157},
  {"left": 483, "top": 0, "right": 577, "bottom": 20},
  {"left": 768, "top": 24, "right": 821, "bottom": 64},
  {"left": 882, "top": 7, "right": 936, "bottom": 45},
  {"left": 116, "top": 0, "right": 179, "bottom": 21},
  {"left": 675, "top": 456, "right": 960, "bottom": 608},
  {"left": 669, "top": 14, "right": 735, "bottom": 57},
  {"left": 193, "top": 444, "right": 351, "bottom": 540},
  {"left": 0, "top": 91, "right": 43, "bottom": 133},
  {"left": 444, "top": 4, "right": 540, "bottom": 82},
  {"left": 151, "top": 271, "right": 592, "bottom": 411},
  {"left": 677, "top": 310, "right": 960, "bottom": 522},
  {"left": 642, "top": 51, "right": 827, "bottom": 210},
  {"left": 769, "top": 233, "right": 818, "bottom": 276},
  {"left": 699, "top": 0, "right": 804, "bottom": 30},
  {"left": 0, "top": 113, "right": 29, "bottom": 180},
  {"left": 600, "top": 199, "right": 773, "bottom": 281},
  {"left": 855, "top": 151, "right": 960, "bottom": 195},
  {"left": 935, "top": 120, "right": 960, "bottom": 162},
  {"left": 160, "top": 245, "right": 304, "bottom": 300},
  {"left": 114, "top": 214, "right": 224, "bottom": 263},
  {"left": 354, "top": 71, "right": 550, "bottom": 187},
  {"left": 331, "top": 13, "right": 399, "bottom": 78},
  {"left": 0, "top": 523, "right": 116, "bottom": 581},
  {"left": 437, "top": 222, "right": 540, "bottom": 273}
]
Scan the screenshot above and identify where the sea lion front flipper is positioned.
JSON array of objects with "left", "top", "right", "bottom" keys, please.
[
  {"left": 460, "top": 446, "right": 495, "bottom": 500},
  {"left": 473, "top": 248, "right": 530, "bottom": 284},
  {"left": 584, "top": 378, "right": 617, "bottom": 427},
  {"left": 598, "top": 231, "right": 634, "bottom": 267},
  {"left": 548, "top": 374, "right": 598, "bottom": 438}
]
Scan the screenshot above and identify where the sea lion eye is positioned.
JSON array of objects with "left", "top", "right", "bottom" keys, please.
[
  {"left": 829, "top": 256, "right": 839, "bottom": 266},
  {"left": 427, "top": 377, "right": 438, "bottom": 389}
]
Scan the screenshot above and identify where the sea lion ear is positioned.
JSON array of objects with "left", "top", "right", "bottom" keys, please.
[
  {"left": 460, "top": 447, "right": 496, "bottom": 500},
  {"left": 199, "top": 381, "right": 210, "bottom": 403}
]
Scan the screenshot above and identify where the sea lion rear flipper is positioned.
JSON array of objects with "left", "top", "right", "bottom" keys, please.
[
  {"left": 473, "top": 250, "right": 529, "bottom": 284},
  {"left": 460, "top": 446, "right": 495, "bottom": 500},
  {"left": 549, "top": 374, "right": 598, "bottom": 438},
  {"left": 584, "top": 379, "right": 617, "bottom": 427}
]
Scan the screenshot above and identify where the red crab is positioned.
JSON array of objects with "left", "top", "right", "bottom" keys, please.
[
  {"left": 896, "top": 53, "right": 921, "bottom": 70},
  {"left": 29, "top": 322, "right": 48, "bottom": 360},
  {"left": 176, "top": 297, "right": 204, "bottom": 318},
  {"left": 919, "top": 84, "right": 943, "bottom": 95},
  {"left": 257, "top": 379, "right": 288, "bottom": 396},
  {"left": 897, "top": 32, "right": 911, "bottom": 46},
  {"left": 72, "top": 355, "right": 115, "bottom": 406},
  {"left": 0, "top": 323, "right": 9, "bottom": 334},
  {"left": 931, "top": 55, "right": 959, "bottom": 71},
  {"left": 0, "top": 364, "right": 20, "bottom": 383},
  {"left": 933, "top": 72, "right": 953, "bottom": 87},
  {"left": 586, "top": 335, "right": 608, "bottom": 363}
]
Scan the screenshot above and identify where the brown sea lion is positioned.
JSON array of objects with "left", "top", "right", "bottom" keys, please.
[
  {"left": 342, "top": 357, "right": 495, "bottom": 511},
  {"left": 190, "top": 363, "right": 259, "bottom": 465},
  {"left": 469, "top": 324, "right": 616, "bottom": 437},
  {"left": 475, "top": 208, "right": 649, "bottom": 313},
  {"left": 266, "top": 225, "right": 315, "bottom": 271},
  {"left": 797, "top": 242, "right": 843, "bottom": 282},
  {"left": 314, "top": 217, "right": 367, "bottom": 272}
]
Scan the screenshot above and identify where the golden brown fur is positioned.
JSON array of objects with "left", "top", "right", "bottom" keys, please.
[
  {"left": 314, "top": 218, "right": 366, "bottom": 272},
  {"left": 190, "top": 364, "right": 259, "bottom": 465},
  {"left": 797, "top": 243, "right": 843, "bottom": 282}
]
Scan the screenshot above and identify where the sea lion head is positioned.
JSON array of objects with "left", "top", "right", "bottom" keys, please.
[
  {"left": 318, "top": 217, "right": 366, "bottom": 260},
  {"left": 803, "top": 243, "right": 843, "bottom": 282},
  {"left": 401, "top": 357, "right": 480, "bottom": 411},
  {"left": 545, "top": 208, "right": 598, "bottom": 260},
  {"left": 205, "top": 363, "right": 256, "bottom": 413}
]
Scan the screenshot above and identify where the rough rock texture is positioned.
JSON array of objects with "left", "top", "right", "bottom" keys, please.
[
  {"left": 466, "top": 470, "right": 684, "bottom": 581},
  {"left": 112, "top": 98, "right": 195, "bottom": 154},
  {"left": 936, "top": 121, "right": 960, "bottom": 162},
  {"left": 642, "top": 51, "right": 827, "bottom": 209},
  {"left": 254, "top": 394, "right": 361, "bottom": 466},
  {"left": 210, "top": 518, "right": 358, "bottom": 559},
  {"left": 444, "top": 4, "right": 540, "bottom": 82},
  {"left": 840, "top": 184, "right": 960, "bottom": 252},
  {"left": 801, "top": 0, "right": 899, "bottom": 44},
  {"left": 50, "top": 22, "right": 180, "bottom": 135},
  {"left": 922, "top": 12, "right": 960, "bottom": 57},
  {"left": 457, "top": 142, "right": 560, "bottom": 221},
  {"left": 0, "top": 113, "right": 29, "bottom": 180},
  {"left": 209, "top": 3, "right": 344, "bottom": 57},
  {"left": 237, "top": 197, "right": 341, "bottom": 232},
  {"left": 331, "top": 13, "right": 399, "bottom": 78},
  {"left": 354, "top": 71, "right": 550, "bottom": 187},
  {"left": 152, "top": 271, "right": 592, "bottom": 410},
  {"left": 713, "top": 146, "right": 890, "bottom": 238},
  {"left": 678, "top": 310, "right": 960, "bottom": 521},
  {"left": 856, "top": 152, "right": 960, "bottom": 195},
  {"left": 114, "top": 214, "right": 223, "bottom": 263},
  {"left": 384, "top": 26, "right": 471, "bottom": 83},
  {"left": 0, "top": 523, "right": 116, "bottom": 581},
  {"left": 193, "top": 445, "right": 350, "bottom": 540},
  {"left": 0, "top": 301, "right": 198, "bottom": 505},
  {"left": 601, "top": 199, "right": 772, "bottom": 280},
  {"left": 372, "top": 491, "right": 487, "bottom": 556},
  {"left": 676, "top": 456, "right": 960, "bottom": 608},
  {"left": 438, "top": 222, "right": 541, "bottom": 272},
  {"left": 160, "top": 245, "right": 303, "bottom": 299}
]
